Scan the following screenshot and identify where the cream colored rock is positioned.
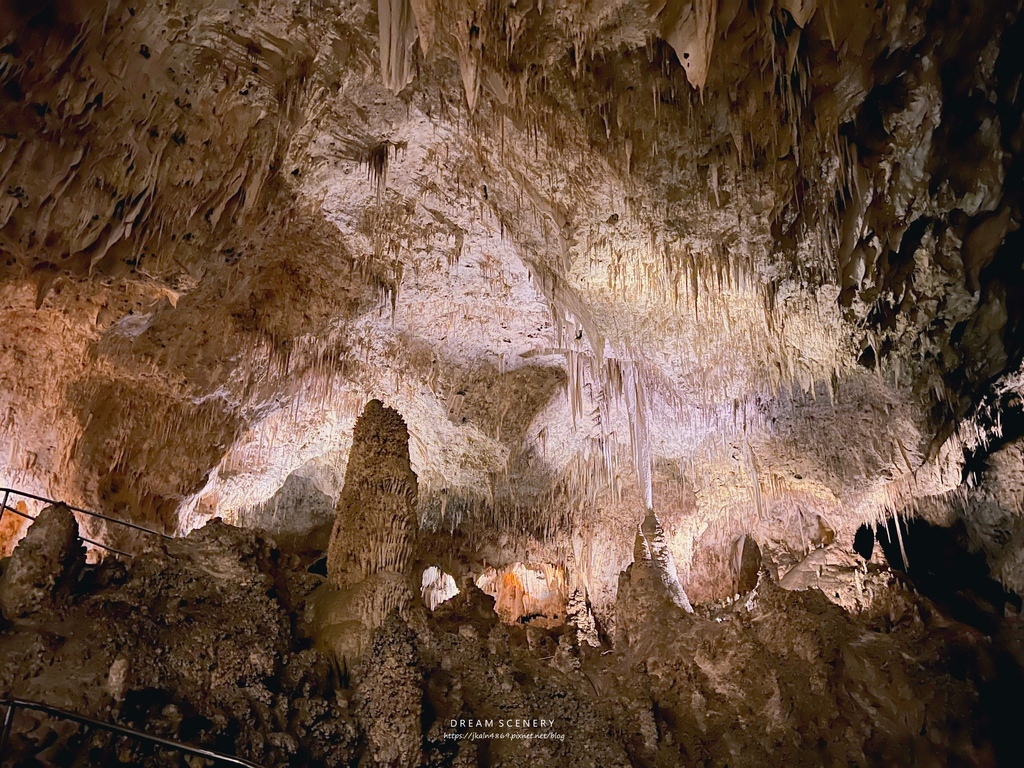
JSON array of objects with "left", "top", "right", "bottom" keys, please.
[
  {"left": 313, "top": 400, "right": 420, "bottom": 664},
  {"left": 0, "top": 0, "right": 1022, "bottom": 635}
]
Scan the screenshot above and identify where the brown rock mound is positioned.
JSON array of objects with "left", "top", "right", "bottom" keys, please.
[{"left": 0, "top": 504, "right": 85, "bottom": 619}]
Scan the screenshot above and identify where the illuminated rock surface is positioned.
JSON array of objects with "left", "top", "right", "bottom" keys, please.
[
  {"left": 1, "top": 511, "right": 1020, "bottom": 765},
  {"left": 2, "top": 0, "right": 1024, "bottom": 764},
  {"left": 0, "top": 504, "right": 84, "bottom": 618}
]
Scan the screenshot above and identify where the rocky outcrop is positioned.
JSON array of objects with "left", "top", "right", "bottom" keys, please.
[
  {"left": 961, "top": 437, "right": 1024, "bottom": 594},
  {"left": 614, "top": 524, "right": 692, "bottom": 648},
  {"left": 0, "top": 503, "right": 84, "bottom": 619},
  {"left": 0, "top": 519, "right": 357, "bottom": 767},
  {"left": 565, "top": 586, "right": 600, "bottom": 647},
  {"left": 0, "top": 516, "right": 1019, "bottom": 767}
]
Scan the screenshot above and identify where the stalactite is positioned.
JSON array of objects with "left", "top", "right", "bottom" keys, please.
[{"left": 377, "top": 0, "right": 419, "bottom": 94}]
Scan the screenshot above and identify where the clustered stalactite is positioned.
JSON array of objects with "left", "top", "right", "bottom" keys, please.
[{"left": 0, "top": 0, "right": 314, "bottom": 283}]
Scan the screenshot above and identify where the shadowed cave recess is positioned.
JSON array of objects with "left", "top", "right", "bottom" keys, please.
[{"left": 3, "top": 0, "right": 1024, "bottom": 765}]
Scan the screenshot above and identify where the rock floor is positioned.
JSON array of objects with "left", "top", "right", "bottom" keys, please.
[{"left": 1, "top": 515, "right": 1021, "bottom": 767}]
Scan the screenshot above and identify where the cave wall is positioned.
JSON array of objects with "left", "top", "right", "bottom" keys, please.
[{"left": 1, "top": 0, "right": 1023, "bottom": 609}]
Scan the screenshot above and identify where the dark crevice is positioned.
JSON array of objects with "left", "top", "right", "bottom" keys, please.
[
  {"left": 873, "top": 515, "right": 1024, "bottom": 766},
  {"left": 875, "top": 517, "right": 1020, "bottom": 633},
  {"left": 961, "top": 390, "right": 1024, "bottom": 484},
  {"left": 853, "top": 524, "right": 874, "bottom": 560}
]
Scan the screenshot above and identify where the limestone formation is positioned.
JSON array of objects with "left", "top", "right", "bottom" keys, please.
[
  {"left": 327, "top": 399, "right": 418, "bottom": 589},
  {"left": 1, "top": 0, "right": 1023, "bottom": 628},
  {"left": 2, "top": 0, "right": 1024, "bottom": 761},
  {"left": 355, "top": 613, "right": 424, "bottom": 768},
  {"left": 314, "top": 399, "right": 420, "bottom": 664},
  {"left": 475, "top": 561, "right": 567, "bottom": 626},
  {"left": 0, "top": 502, "right": 1017, "bottom": 766},
  {"left": 421, "top": 565, "right": 460, "bottom": 610},
  {"left": 0, "top": 504, "right": 85, "bottom": 619},
  {"left": 638, "top": 511, "right": 694, "bottom": 613},
  {"left": 565, "top": 586, "right": 600, "bottom": 647},
  {"left": 614, "top": 525, "right": 691, "bottom": 647}
]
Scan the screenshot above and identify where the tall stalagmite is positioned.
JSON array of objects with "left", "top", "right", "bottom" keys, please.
[
  {"left": 313, "top": 399, "right": 420, "bottom": 665},
  {"left": 326, "top": 399, "right": 418, "bottom": 588}
]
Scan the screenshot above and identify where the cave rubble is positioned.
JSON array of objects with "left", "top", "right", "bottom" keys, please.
[{"left": 1, "top": 507, "right": 1018, "bottom": 766}]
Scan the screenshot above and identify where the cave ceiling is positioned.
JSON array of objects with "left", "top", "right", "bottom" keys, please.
[{"left": 1, "top": 0, "right": 1023, "bottom": 595}]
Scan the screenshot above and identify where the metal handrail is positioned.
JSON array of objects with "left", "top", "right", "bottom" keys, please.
[
  {"left": 0, "top": 697, "right": 264, "bottom": 767},
  {"left": 0, "top": 486, "right": 173, "bottom": 558},
  {"left": 0, "top": 503, "right": 134, "bottom": 558}
]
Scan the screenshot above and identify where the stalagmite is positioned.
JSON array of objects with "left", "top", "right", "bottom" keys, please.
[
  {"left": 356, "top": 613, "right": 424, "bottom": 768},
  {"left": 327, "top": 399, "right": 418, "bottom": 587},
  {"left": 639, "top": 511, "right": 694, "bottom": 613},
  {"left": 313, "top": 399, "right": 420, "bottom": 663},
  {"left": 566, "top": 586, "right": 600, "bottom": 647}
]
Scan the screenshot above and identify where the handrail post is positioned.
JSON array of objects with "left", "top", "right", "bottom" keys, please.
[
  {"left": 0, "top": 700, "right": 15, "bottom": 759},
  {"left": 0, "top": 487, "right": 9, "bottom": 530}
]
